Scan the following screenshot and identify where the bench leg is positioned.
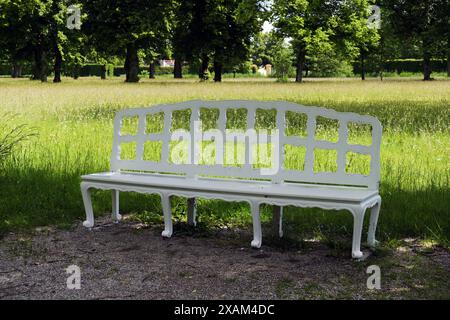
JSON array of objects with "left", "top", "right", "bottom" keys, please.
[
  {"left": 351, "top": 207, "right": 366, "bottom": 259},
  {"left": 81, "top": 182, "right": 94, "bottom": 228},
  {"left": 112, "top": 190, "right": 122, "bottom": 222},
  {"left": 161, "top": 194, "right": 173, "bottom": 238},
  {"left": 272, "top": 205, "right": 283, "bottom": 238},
  {"left": 250, "top": 201, "right": 262, "bottom": 248},
  {"left": 187, "top": 197, "right": 197, "bottom": 226},
  {"left": 367, "top": 197, "right": 381, "bottom": 248}
]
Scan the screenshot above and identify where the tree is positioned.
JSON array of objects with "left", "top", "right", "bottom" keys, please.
[
  {"left": 181, "top": 0, "right": 264, "bottom": 82},
  {"left": 0, "top": 0, "right": 55, "bottom": 82},
  {"left": 209, "top": 0, "right": 264, "bottom": 82},
  {"left": 272, "top": 0, "right": 330, "bottom": 82},
  {"left": 82, "top": 0, "right": 173, "bottom": 83},
  {"left": 0, "top": 0, "right": 32, "bottom": 77},
  {"left": 48, "top": 1, "right": 85, "bottom": 83},
  {"left": 183, "top": 0, "right": 213, "bottom": 80},
  {"left": 330, "top": 1, "right": 380, "bottom": 80},
  {"left": 0, "top": 0, "right": 85, "bottom": 82},
  {"left": 272, "top": 0, "right": 378, "bottom": 82},
  {"left": 250, "top": 31, "right": 285, "bottom": 67},
  {"left": 383, "top": 0, "right": 449, "bottom": 80},
  {"left": 272, "top": 43, "right": 294, "bottom": 81},
  {"left": 171, "top": 0, "right": 195, "bottom": 78}
]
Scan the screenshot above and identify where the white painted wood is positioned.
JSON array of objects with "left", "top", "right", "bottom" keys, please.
[
  {"left": 161, "top": 194, "right": 173, "bottom": 237},
  {"left": 351, "top": 206, "right": 366, "bottom": 259},
  {"left": 81, "top": 182, "right": 94, "bottom": 228},
  {"left": 109, "top": 100, "right": 382, "bottom": 189},
  {"left": 82, "top": 172, "right": 378, "bottom": 202},
  {"left": 250, "top": 201, "right": 262, "bottom": 248},
  {"left": 273, "top": 205, "right": 283, "bottom": 238},
  {"left": 112, "top": 190, "right": 121, "bottom": 222},
  {"left": 82, "top": 100, "right": 383, "bottom": 258},
  {"left": 367, "top": 196, "right": 381, "bottom": 247}
]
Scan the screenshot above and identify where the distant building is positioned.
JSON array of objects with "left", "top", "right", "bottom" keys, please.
[
  {"left": 159, "top": 60, "right": 175, "bottom": 67},
  {"left": 258, "top": 64, "right": 272, "bottom": 76}
]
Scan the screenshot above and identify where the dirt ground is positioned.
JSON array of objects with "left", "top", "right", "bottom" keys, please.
[{"left": 0, "top": 216, "right": 449, "bottom": 300}]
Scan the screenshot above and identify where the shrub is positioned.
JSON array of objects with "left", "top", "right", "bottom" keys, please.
[
  {"left": 107, "top": 64, "right": 115, "bottom": 77},
  {"left": 272, "top": 46, "right": 294, "bottom": 82},
  {"left": 308, "top": 54, "right": 354, "bottom": 77},
  {"left": 353, "top": 59, "right": 447, "bottom": 75}
]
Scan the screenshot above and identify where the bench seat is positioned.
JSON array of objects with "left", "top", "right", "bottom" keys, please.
[{"left": 82, "top": 172, "right": 378, "bottom": 203}]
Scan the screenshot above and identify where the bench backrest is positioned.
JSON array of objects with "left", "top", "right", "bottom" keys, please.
[{"left": 111, "top": 100, "right": 382, "bottom": 189}]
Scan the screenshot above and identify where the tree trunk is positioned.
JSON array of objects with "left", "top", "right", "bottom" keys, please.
[
  {"left": 73, "top": 64, "right": 80, "bottom": 79},
  {"left": 11, "top": 62, "right": 22, "bottom": 78},
  {"left": 447, "top": 35, "right": 450, "bottom": 77},
  {"left": 100, "top": 64, "right": 106, "bottom": 80},
  {"left": 360, "top": 51, "right": 366, "bottom": 81},
  {"left": 213, "top": 60, "right": 222, "bottom": 82},
  {"left": 124, "top": 49, "right": 130, "bottom": 79},
  {"left": 125, "top": 43, "right": 139, "bottom": 83},
  {"left": 31, "top": 54, "right": 39, "bottom": 80},
  {"left": 423, "top": 51, "right": 432, "bottom": 81},
  {"left": 53, "top": 45, "right": 62, "bottom": 83},
  {"left": 174, "top": 58, "right": 182, "bottom": 78},
  {"left": 149, "top": 62, "right": 155, "bottom": 79},
  {"left": 423, "top": 35, "right": 432, "bottom": 81},
  {"left": 379, "top": 34, "right": 384, "bottom": 81},
  {"left": 33, "top": 46, "right": 47, "bottom": 82},
  {"left": 447, "top": 51, "right": 450, "bottom": 77},
  {"left": 295, "top": 51, "right": 305, "bottom": 82},
  {"left": 198, "top": 54, "right": 209, "bottom": 81}
]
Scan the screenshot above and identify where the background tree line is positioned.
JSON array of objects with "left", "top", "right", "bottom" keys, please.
[{"left": 0, "top": 0, "right": 448, "bottom": 83}]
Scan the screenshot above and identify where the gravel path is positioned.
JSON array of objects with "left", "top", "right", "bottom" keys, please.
[{"left": 0, "top": 216, "right": 449, "bottom": 300}]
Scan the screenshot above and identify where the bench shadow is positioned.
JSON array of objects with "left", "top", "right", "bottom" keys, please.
[{"left": 1, "top": 167, "right": 448, "bottom": 251}]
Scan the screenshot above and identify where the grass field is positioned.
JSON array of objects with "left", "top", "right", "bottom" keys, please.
[{"left": 0, "top": 77, "right": 449, "bottom": 248}]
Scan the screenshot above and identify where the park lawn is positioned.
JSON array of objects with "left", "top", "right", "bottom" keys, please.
[{"left": 0, "top": 77, "right": 449, "bottom": 248}]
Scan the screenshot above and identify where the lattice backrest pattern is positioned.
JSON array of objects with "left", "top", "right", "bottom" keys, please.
[{"left": 111, "top": 100, "right": 382, "bottom": 189}]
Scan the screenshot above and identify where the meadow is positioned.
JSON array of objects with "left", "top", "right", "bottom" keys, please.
[{"left": 0, "top": 77, "right": 449, "bottom": 247}]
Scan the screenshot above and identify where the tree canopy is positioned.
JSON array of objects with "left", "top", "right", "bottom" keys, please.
[{"left": 0, "top": 0, "right": 448, "bottom": 82}]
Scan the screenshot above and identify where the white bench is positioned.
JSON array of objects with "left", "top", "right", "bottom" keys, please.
[{"left": 80, "top": 100, "right": 382, "bottom": 258}]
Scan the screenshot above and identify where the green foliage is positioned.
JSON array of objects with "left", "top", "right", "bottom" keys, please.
[
  {"left": 271, "top": 0, "right": 380, "bottom": 81},
  {"left": 82, "top": 0, "right": 173, "bottom": 82},
  {"left": 0, "top": 63, "right": 33, "bottom": 76},
  {"left": 0, "top": 0, "right": 447, "bottom": 82},
  {"left": 353, "top": 59, "right": 448, "bottom": 75},
  {"left": 179, "top": 0, "right": 264, "bottom": 79},
  {"left": 383, "top": 0, "right": 449, "bottom": 79},
  {"left": 82, "top": 0, "right": 172, "bottom": 55},
  {"left": 272, "top": 44, "right": 294, "bottom": 81},
  {"left": 308, "top": 54, "right": 354, "bottom": 78},
  {"left": 250, "top": 31, "right": 285, "bottom": 66},
  {"left": 107, "top": 64, "right": 115, "bottom": 77}
]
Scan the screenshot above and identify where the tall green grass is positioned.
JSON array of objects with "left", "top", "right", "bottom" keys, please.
[{"left": 0, "top": 77, "right": 448, "bottom": 245}]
